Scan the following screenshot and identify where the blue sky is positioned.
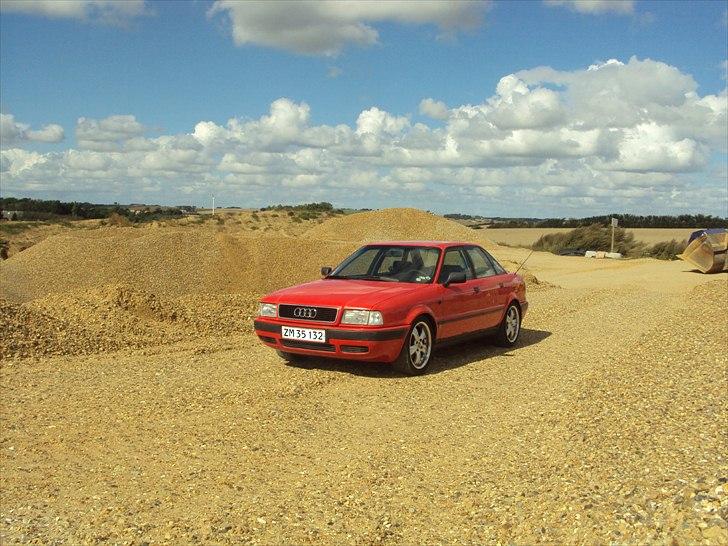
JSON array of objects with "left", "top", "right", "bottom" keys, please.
[{"left": 1, "top": 0, "right": 726, "bottom": 216}]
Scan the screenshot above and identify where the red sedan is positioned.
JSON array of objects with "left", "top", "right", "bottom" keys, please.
[{"left": 254, "top": 241, "right": 528, "bottom": 374}]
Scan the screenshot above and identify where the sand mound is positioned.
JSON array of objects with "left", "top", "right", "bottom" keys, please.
[
  {"left": 0, "top": 227, "right": 358, "bottom": 301},
  {"left": 0, "top": 210, "right": 548, "bottom": 304},
  {"left": 0, "top": 285, "right": 261, "bottom": 359},
  {"left": 304, "top": 208, "right": 497, "bottom": 248}
]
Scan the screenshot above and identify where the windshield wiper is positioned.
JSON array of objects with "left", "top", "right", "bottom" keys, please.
[
  {"left": 351, "top": 274, "right": 399, "bottom": 282},
  {"left": 326, "top": 274, "right": 398, "bottom": 282}
]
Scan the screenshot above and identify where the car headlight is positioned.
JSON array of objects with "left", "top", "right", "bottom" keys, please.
[
  {"left": 258, "top": 303, "right": 277, "bottom": 317},
  {"left": 341, "top": 309, "right": 383, "bottom": 326}
]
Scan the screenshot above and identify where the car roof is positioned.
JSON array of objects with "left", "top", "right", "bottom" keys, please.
[{"left": 366, "top": 241, "right": 480, "bottom": 249}]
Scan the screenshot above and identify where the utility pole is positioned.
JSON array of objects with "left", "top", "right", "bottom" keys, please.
[
  {"left": 212, "top": 195, "right": 215, "bottom": 216},
  {"left": 611, "top": 217, "right": 618, "bottom": 253}
]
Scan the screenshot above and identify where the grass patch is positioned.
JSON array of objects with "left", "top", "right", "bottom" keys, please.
[{"left": 0, "top": 221, "right": 51, "bottom": 235}]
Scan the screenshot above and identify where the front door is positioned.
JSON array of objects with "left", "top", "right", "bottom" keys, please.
[
  {"left": 437, "top": 247, "right": 481, "bottom": 339},
  {"left": 464, "top": 246, "right": 507, "bottom": 329}
]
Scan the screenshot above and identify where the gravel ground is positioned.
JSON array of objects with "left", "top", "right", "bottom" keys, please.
[
  {"left": 1, "top": 209, "right": 726, "bottom": 544},
  {"left": 1, "top": 277, "right": 725, "bottom": 544}
]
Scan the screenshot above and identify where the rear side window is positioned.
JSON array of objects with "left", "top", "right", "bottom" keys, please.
[
  {"left": 438, "top": 248, "right": 473, "bottom": 283},
  {"left": 465, "top": 247, "right": 497, "bottom": 278},
  {"left": 484, "top": 251, "right": 507, "bottom": 274}
]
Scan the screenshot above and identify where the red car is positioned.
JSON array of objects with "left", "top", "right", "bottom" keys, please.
[{"left": 254, "top": 241, "right": 528, "bottom": 374}]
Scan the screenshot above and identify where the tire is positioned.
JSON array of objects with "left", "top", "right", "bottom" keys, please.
[
  {"left": 495, "top": 302, "right": 521, "bottom": 347},
  {"left": 393, "top": 318, "right": 434, "bottom": 375},
  {"left": 277, "top": 350, "right": 308, "bottom": 366}
]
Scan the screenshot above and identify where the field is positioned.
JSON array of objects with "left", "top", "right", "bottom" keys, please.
[
  {"left": 1, "top": 209, "right": 726, "bottom": 544},
  {"left": 487, "top": 227, "right": 700, "bottom": 247}
]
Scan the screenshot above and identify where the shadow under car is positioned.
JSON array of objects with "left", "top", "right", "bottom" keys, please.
[{"left": 280, "top": 328, "right": 552, "bottom": 377}]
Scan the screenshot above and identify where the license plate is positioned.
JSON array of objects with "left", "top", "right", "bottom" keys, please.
[{"left": 281, "top": 326, "right": 326, "bottom": 343}]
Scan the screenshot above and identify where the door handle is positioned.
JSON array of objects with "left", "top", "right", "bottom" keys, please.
[{"left": 473, "top": 286, "right": 480, "bottom": 294}]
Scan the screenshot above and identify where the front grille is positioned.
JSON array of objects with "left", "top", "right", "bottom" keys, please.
[
  {"left": 341, "top": 345, "right": 369, "bottom": 354},
  {"left": 278, "top": 304, "right": 338, "bottom": 323},
  {"left": 281, "top": 339, "right": 336, "bottom": 352}
]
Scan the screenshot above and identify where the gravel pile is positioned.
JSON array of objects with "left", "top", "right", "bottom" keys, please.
[
  {"left": 0, "top": 228, "right": 358, "bottom": 301},
  {"left": 304, "top": 208, "right": 498, "bottom": 248},
  {"left": 0, "top": 285, "right": 259, "bottom": 359}
]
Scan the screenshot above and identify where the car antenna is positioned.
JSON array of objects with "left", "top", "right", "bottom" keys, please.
[{"left": 513, "top": 249, "right": 534, "bottom": 275}]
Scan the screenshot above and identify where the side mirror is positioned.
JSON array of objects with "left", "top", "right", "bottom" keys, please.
[
  {"left": 443, "top": 271, "right": 466, "bottom": 287},
  {"left": 321, "top": 266, "right": 332, "bottom": 277}
]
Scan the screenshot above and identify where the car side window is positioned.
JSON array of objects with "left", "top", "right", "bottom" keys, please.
[
  {"left": 465, "top": 247, "right": 497, "bottom": 278},
  {"left": 438, "top": 248, "right": 473, "bottom": 283},
  {"left": 484, "top": 251, "right": 507, "bottom": 274}
]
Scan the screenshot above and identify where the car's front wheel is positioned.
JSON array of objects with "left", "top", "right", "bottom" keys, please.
[
  {"left": 495, "top": 302, "right": 521, "bottom": 347},
  {"left": 393, "top": 318, "right": 433, "bottom": 375}
]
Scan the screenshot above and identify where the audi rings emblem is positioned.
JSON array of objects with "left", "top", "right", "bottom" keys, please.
[{"left": 294, "top": 307, "right": 317, "bottom": 319}]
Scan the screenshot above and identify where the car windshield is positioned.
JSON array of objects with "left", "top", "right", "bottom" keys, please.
[{"left": 328, "top": 245, "right": 441, "bottom": 284}]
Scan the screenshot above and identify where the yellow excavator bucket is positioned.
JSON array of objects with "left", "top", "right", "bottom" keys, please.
[{"left": 679, "top": 230, "right": 728, "bottom": 274}]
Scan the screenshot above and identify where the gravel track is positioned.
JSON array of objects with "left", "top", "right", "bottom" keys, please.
[{"left": 2, "top": 274, "right": 725, "bottom": 544}]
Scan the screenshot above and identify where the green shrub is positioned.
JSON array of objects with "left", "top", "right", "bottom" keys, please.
[
  {"left": 647, "top": 239, "right": 687, "bottom": 260},
  {"left": 532, "top": 224, "right": 646, "bottom": 257}
]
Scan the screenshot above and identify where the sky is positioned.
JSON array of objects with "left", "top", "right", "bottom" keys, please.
[{"left": 0, "top": 0, "right": 726, "bottom": 217}]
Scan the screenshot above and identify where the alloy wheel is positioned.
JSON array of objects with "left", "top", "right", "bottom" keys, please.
[
  {"left": 505, "top": 305, "right": 520, "bottom": 343},
  {"left": 409, "top": 321, "right": 432, "bottom": 369}
]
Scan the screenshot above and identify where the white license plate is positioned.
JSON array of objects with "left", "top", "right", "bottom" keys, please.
[{"left": 281, "top": 326, "right": 326, "bottom": 343}]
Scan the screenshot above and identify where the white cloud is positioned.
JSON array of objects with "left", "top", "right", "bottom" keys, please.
[
  {"left": 3, "top": 57, "right": 726, "bottom": 215},
  {"left": 419, "top": 99, "right": 449, "bottom": 120},
  {"left": 355, "top": 107, "right": 410, "bottom": 137},
  {"left": 26, "top": 124, "right": 65, "bottom": 143},
  {"left": 0, "top": 0, "right": 149, "bottom": 26},
  {"left": 0, "top": 113, "right": 65, "bottom": 146},
  {"left": 207, "top": 0, "right": 489, "bottom": 55},
  {"left": 544, "top": 0, "right": 634, "bottom": 15},
  {"left": 76, "top": 114, "right": 145, "bottom": 150}
]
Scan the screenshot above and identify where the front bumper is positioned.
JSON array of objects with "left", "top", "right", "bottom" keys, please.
[{"left": 254, "top": 319, "right": 407, "bottom": 362}]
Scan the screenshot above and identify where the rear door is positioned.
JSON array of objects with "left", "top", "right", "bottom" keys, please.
[
  {"left": 464, "top": 246, "right": 506, "bottom": 329},
  {"left": 483, "top": 249, "right": 513, "bottom": 312},
  {"left": 437, "top": 247, "right": 480, "bottom": 338}
]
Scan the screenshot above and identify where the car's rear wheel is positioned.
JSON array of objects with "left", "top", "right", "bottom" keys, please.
[
  {"left": 393, "top": 318, "right": 433, "bottom": 375},
  {"left": 495, "top": 302, "right": 521, "bottom": 347}
]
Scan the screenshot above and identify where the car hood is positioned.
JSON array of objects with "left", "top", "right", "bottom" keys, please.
[{"left": 264, "top": 279, "right": 419, "bottom": 308}]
